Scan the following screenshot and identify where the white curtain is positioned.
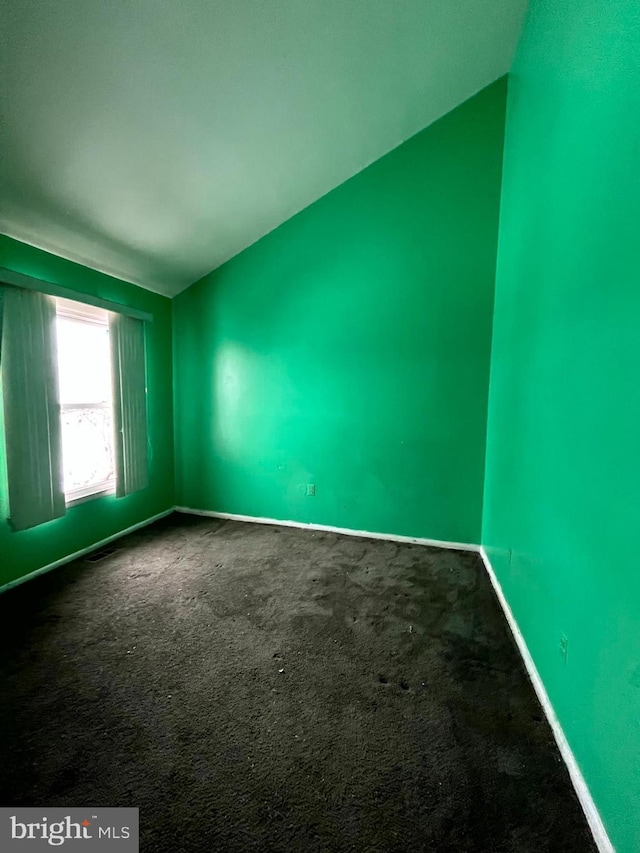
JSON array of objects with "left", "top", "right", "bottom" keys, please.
[
  {"left": 110, "top": 312, "right": 149, "bottom": 497},
  {"left": 0, "top": 285, "right": 66, "bottom": 530}
]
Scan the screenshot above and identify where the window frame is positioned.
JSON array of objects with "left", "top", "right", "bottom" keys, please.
[{"left": 55, "top": 297, "right": 116, "bottom": 506}]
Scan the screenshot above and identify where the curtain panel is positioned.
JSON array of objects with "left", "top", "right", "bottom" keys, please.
[
  {"left": 110, "top": 313, "right": 149, "bottom": 497},
  {"left": 0, "top": 285, "right": 66, "bottom": 530}
]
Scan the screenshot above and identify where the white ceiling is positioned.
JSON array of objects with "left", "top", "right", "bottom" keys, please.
[{"left": 0, "top": 0, "right": 528, "bottom": 297}]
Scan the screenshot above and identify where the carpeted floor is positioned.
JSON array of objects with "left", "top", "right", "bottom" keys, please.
[{"left": 0, "top": 512, "right": 595, "bottom": 852}]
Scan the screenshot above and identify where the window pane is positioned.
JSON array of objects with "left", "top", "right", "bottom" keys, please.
[
  {"left": 56, "top": 317, "right": 112, "bottom": 404},
  {"left": 61, "top": 406, "right": 115, "bottom": 494},
  {"left": 55, "top": 309, "right": 115, "bottom": 498}
]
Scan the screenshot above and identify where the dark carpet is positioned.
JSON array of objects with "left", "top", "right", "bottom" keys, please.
[{"left": 0, "top": 512, "right": 595, "bottom": 852}]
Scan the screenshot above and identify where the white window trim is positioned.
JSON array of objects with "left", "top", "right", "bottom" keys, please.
[
  {"left": 65, "top": 482, "right": 116, "bottom": 507},
  {"left": 56, "top": 296, "right": 111, "bottom": 325},
  {"left": 56, "top": 298, "right": 116, "bottom": 506}
]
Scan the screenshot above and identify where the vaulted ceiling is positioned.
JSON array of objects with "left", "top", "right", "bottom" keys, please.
[{"left": 0, "top": 0, "right": 528, "bottom": 297}]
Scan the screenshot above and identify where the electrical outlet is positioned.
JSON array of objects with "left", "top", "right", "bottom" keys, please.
[
  {"left": 306, "top": 484, "right": 316, "bottom": 496},
  {"left": 559, "top": 633, "right": 568, "bottom": 665}
]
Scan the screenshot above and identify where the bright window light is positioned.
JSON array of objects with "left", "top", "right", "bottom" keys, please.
[{"left": 55, "top": 298, "right": 115, "bottom": 503}]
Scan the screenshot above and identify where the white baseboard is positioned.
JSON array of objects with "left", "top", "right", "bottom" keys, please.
[
  {"left": 175, "top": 506, "right": 481, "bottom": 553},
  {"left": 479, "top": 547, "right": 614, "bottom": 853},
  {"left": 0, "top": 507, "right": 176, "bottom": 596}
]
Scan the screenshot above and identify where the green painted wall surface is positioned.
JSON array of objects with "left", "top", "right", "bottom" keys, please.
[
  {"left": 483, "top": 2, "right": 640, "bottom": 850},
  {"left": 174, "top": 80, "right": 507, "bottom": 544},
  {"left": 0, "top": 236, "right": 175, "bottom": 587}
]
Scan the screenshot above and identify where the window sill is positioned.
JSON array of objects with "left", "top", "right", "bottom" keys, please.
[{"left": 65, "top": 483, "right": 116, "bottom": 508}]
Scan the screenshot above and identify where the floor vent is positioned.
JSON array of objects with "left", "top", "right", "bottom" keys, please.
[{"left": 84, "top": 546, "right": 119, "bottom": 563}]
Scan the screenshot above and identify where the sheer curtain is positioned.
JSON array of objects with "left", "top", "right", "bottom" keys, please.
[
  {"left": 110, "top": 312, "right": 149, "bottom": 497},
  {"left": 0, "top": 285, "right": 66, "bottom": 530}
]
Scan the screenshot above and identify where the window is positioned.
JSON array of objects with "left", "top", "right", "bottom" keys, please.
[
  {"left": 1, "top": 281, "right": 149, "bottom": 531},
  {"left": 55, "top": 297, "right": 115, "bottom": 504}
]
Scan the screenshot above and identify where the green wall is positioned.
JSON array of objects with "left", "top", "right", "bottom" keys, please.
[
  {"left": 0, "top": 235, "right": 175, "bottom": 588},
  {"left": 483, "top": 1, "right": 640, "bottom": 850},
  {"left": 174, "top": 79, "right": 507, "bottom": 544}
]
